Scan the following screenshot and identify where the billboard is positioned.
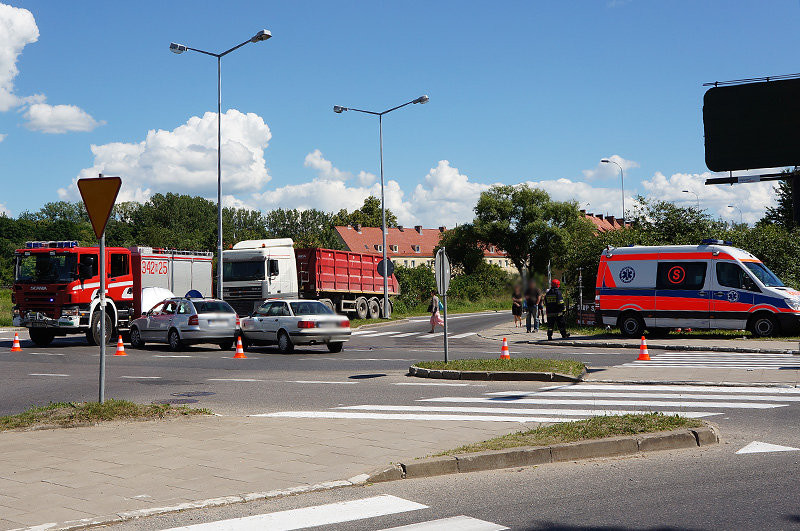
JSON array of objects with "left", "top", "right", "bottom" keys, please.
[{"left": 703, "top": 77, "right": 800, "bottom": 172}]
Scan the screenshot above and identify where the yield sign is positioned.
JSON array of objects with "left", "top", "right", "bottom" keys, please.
[
  {"left": 736, "top": 441, "right": 800, "bottom": 454},
  {"left": 77, "top": 176, "right": 121, "bottom": 238}
]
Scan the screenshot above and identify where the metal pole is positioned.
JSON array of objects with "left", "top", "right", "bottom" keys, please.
[
  {"left": 379, "top": 114, "right": 389, "bottom": 318},
  {"left": 217, "top": 56, "right": 224, "bottom": 300},
  {"left": 443, "top": 291, "right": 449, "bottom": 363},
  {"left": 99, "top": 232, "right": 106, "bottom": 403},
  {"left": 619, "top": 166, "right": 625, "bottom": 222},
  {"left": 578, "top": 267, "right": 583, "bottom": 326}
]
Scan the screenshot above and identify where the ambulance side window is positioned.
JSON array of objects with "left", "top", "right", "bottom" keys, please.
[
  {"left": 656, "top": 262, "right": 707, "bottom": 290},
  {"left": 716, "top": 262, "right": 761, "bottom": 292}
]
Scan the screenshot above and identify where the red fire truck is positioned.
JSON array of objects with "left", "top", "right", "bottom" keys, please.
[{"left": 12, "top": 241, "right": 212, "bottom": 346}]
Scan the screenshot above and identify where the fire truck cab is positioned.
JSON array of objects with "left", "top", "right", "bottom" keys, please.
[{"left": 13, "top": 241, "right": 212, "bottom": 346}]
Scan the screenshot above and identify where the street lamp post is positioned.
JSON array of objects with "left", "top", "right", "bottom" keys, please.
[
  {"left": 682, "top": 189, "right": 700, "bottom": 210},
  {"left": 600, "top": 159, "right": 625, "bottom": 222},
  {"left": 169, "top": 30, "right": 272, "bottom": 300},
  {"left": 333, "top": 95, "right": 429, "bottom": 318},
  {"left": 728, "top": 204, "right": 743, "bottom": 225}
]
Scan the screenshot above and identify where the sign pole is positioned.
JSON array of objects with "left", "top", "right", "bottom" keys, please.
[
  {"left": 443, "top": 289, "right": 449, "bottom": 363},
  {"left": 99, "top": 231, "right": 106, "bottom": 403},
  {"left": 435, "top": 247, "right": 451, "bottom": 363}
]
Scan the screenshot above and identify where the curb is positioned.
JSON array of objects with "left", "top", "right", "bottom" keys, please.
[
  {"left": 365, "top": 425, "right": 720, "bottom": 484},
  {"left": 408, "top": 365, "right": 584, "bottom": 382}
]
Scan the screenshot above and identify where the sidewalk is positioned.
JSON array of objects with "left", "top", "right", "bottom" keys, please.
[
  {"left": 479, "top": 320, "right": 800, "bottom": 354},
  {"left": 0, "top": 415, "right": 529, "bottom": 530}
]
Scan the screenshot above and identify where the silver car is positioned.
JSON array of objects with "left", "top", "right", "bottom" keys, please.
[
  {"left": 239, "top": 299, "right": 351, "bottom": 353},
  {"left": 130, "top": 298, "right": 238, "bottom": 351}
]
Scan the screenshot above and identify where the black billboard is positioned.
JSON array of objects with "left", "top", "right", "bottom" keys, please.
[{"left": 703, "top": 77, "right": 800, "bottom": 172}]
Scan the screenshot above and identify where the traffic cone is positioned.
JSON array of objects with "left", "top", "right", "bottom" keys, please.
[
  {"left": 637, "top": 336, "right": 650, "bottom": 361},
  {"left": 500, "top": 337, "right": 511, "bottom": 359},
  {"left": 10, "top": 333, "right": 21, "bottom": 352},
  {"left": 114, "top": 335, "right": 127, "bottom": 356},
  {"left": 233, "top": 336, "right": 247, "bottom": 359}
]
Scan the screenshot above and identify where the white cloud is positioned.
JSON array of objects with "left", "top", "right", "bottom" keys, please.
[
  {"left": 304, "top": 149, "right": 349, "bottom": 181},
  {"left": 582, "top": 155, "right": 639, "bottom": 181},
  {"left": 0, "top": 3, "right": 38, "bottom": 112},
  {"left": 60, "top": 109, "right": 272, "bottom": 203},
  {"left": 0, "top": 202, "right": 9, "bottom": 216},
  {"left": 0, "top": 133, "right": 6, "bottom": 142},
  {"left": 23, "top": 102, "right": 105, "bottom": 133},
  {"left": 411, "top": 160, "right": 494, "bottom": 227}
]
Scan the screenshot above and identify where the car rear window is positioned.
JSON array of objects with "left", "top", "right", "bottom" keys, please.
[
  {"left": 290, "top": 301, "right": 334, "bottom": 315},
  {"left": 193, "top": 301, "right": 235, "bottom": 314}
]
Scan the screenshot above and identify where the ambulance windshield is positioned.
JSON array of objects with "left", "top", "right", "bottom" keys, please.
[{"left": 744, "top": 262, "right": 784, "bottom": 287}]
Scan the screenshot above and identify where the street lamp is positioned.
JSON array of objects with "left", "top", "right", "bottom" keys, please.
[
  {"left": 333, "top": 95, "right": 429, "bottom": 318},
  {"left": 682, "top": 189, "right": 700, "bottom": 210},
  {"left": 728, "top": 204, "right": 743, "bottom": 225},
  {"left": 600, "top": 158, "right": 625, "bottom": 222},
  {"left": 169, "top": 29, "right": 272, "bottom": 300}
]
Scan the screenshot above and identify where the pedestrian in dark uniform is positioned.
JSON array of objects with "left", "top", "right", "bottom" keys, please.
[{"left": 545, "top": 279, "right": 570, "bottom": 340}]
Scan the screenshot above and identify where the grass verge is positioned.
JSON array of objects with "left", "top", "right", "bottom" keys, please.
[
  {"left": 415, "top": 358, "right": 585, "bottom": 377},
  {"left": 0, "top": 288, "right": 11, "bottom": 327},
  {"left": 439, "top": 413, "right": 703, "bottom": 454},
  {"left": 0, "top": 399, "right": 210, "bottom": 432}
]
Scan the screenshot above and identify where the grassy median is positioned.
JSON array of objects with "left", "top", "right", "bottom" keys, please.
[
  {"left": 440, "top": 413, "right": 703, "bottom": 454},
  {"left": 0, "top": 400, "right": 210, "bottom": 432},
  {"left": 415, "top": 358, "right": 586, "bottom": 378}
]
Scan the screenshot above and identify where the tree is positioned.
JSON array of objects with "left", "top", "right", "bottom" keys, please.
[
  {"left": 761, "top": 168, "right": 799, "bottom": 230},
  {"left": 332, "top": 196, "right": 397, "bottom": 228},
  {"left": 263, "top": 208, "right": 343, "bottom": 249},
  {"left": 473, "top": 184, "right": 593, "bottom": 277},
  {"left": 434, "top": 224, "right": 485, "bottom": 275}
]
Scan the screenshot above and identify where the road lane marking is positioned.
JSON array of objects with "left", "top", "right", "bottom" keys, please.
[
  {"left": 208, "top": 378, "right": 266, "bottom": 382},
  {"left": 379, "top": 515, "right": 508, "bottom": 530},
  {"left": 30, "top": 352, "right": 64, "bottom": 356},
  {"left": 418, "top": 332, "right": 444, "bottom": 339},
  {"left": 420, "top": 397, "right": 788, "bottom": 409},
  {"left": 154, "top": 355, "right": 197, "bottom": 358},
  {"left": 350, "top": 330, "right": 375, "bottom": 335},
  {"left": 355, "top": 331, "right": 398, "bottom": 338},
  {"left": 390, "top": 332, "right": 424, "bottom": 338},
  {"left": 336, "top": 405, "right": 718, "bottom": 418},
  {"left": 161, "top": 494, "right": 427, "bottom": 530},
  {"left": 449, "top": 332, "right": 478, "bottom": 339},
  {"left": 736, "top": 441, "right": 800, "bottom": 454},
  {"left": 393, "top": 382, "right": 473, "bottom": 387},
  {"left": 119, "top": 376, "right": 161, "bottom": 379},
  {"left": 255, "top": 411, "right": 578, "bottom": 422},
  {"left": 28, "top": 373, "right": 69, "bottom": 377},
  {"left": 534, "top": 384, "right": 800, "bottom": 394},
  {"left": 481, "top": 390, "right": 800, "bottom": 402},
  {"left": 292, "top": 380, "right": 357, "bottom": 385}
]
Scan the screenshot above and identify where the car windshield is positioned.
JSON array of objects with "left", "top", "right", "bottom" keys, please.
[
  {"left": 223, "top": 261, "right": 265, "bottom": 282},
  {"left": 15, "top": 253, "right": 78, "bottom": 283},
  {"left": 193, "top": 301, "right": 236, "bottom": 314},
  {"left": 290, "top": 301, "right": 334, "bottom": 315},
  {"left": 744, "top": 262, "right": 785, "bottom": 287}
]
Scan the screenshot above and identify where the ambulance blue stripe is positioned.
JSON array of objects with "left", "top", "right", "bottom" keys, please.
[{"left": 597, "top": 288, "right": 790, "bottom": 309}]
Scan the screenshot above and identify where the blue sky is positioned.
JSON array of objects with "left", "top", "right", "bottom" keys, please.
[{"left": 1, "top": 1, "right": 797, "bottom": 225}]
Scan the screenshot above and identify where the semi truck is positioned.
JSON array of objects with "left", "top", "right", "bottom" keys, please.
[
  {"left": 222, "top": 239, "right": 399, "bottom": 319},
  {"left": 12, "top": 241, "right": 212, "bottom": 346}
]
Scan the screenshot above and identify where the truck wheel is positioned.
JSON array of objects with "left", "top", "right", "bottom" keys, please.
[
  {"left": 129, "top": 326, "right": 145, "bottom": 348},
  {"left": 277, "top": 330, "right": 294, "bottom": 353},
  {"left": 749, "top": 314, "right": 778, "bottom": 337},
  {"left": 90, "top": 311, "right": 114, "bottom": 345},
  {"left": 168, "top": 329, "right": 183, "bottom": 351},
  {"left": 380, "top": 298, "right": 393, "bottom": 319},
  {"left": 355, "top": 297, "right": 368, "bottom": 320},
  {"left": 327, "top": 342, "right": 344, "bottom": 353},
  {"left": 618, "top": 313, "right": 644, "bottom": 338},
  {"left": 320, "top": 299, "right": 334, "bottom": 312},
  {"left": 367, "top": 298, "right": 381, "bottom": 319},
  {"left": 29, "top": 329, "right": 55, "bottom": 347}
]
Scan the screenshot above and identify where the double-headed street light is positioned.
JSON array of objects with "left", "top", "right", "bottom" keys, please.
[
  {"left": 682, "top": 189, "right": 700, "bottom": 210},
  {"left": 169, "top": 29, "right": 272, "bottom": 300},
  {"left": 333, "top": 95, "right": 429, "bottom": 318},
  {"left": 601, "top": 158, "right": 625, "bottom": 223},
  {"left": 728, "top": 204, "right": 743, "bottom": 225}
]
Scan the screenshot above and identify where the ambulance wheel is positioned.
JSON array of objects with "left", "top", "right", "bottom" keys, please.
[
  {"left": 749, "top": 314, "right": 778, "bottom": 338},
  {"left": 618, "top": 313, "right": 644, "bottom": 338},
  {"left": 29, "top": 329, "right": 55, "bottom": 347}
]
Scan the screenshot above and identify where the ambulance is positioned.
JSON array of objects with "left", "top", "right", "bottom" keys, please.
[{"left": 595, "top": 240, "right": 800, "bottom": 338}]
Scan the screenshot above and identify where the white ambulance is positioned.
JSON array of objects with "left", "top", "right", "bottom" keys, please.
[{"left": 595, "top": 240, "right": 800, "bottom": 337}]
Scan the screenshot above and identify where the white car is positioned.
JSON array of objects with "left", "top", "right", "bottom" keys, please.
[{"left": 239, "top": 299, "right": 351, "bottom": 353}]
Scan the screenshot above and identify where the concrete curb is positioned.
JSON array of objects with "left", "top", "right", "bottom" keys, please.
[
  {"left": 366, "top": 425, "right": 719, "bottom": 484},
  {"left": 408, "top": 364, "right": 584, "bottom": 382}
]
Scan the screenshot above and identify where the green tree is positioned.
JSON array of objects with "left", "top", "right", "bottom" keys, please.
[
  {"left": 761, "top": 168, "right": 799, "bottom": 230},
  {"left": 263, "top": 208, "right": 343, "bottom": 249},
  {"left": 332, "top": 196, "right": 397, "bottom": 228},
  {"left": 434, "top": 224, "right": 485, "bottom": 275}
]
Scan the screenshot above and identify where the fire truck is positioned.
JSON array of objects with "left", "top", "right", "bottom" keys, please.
[{"left": 12, "top": 241, "right": 212, "bottom": 346}]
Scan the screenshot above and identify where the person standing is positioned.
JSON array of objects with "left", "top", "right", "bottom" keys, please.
[
  {"left": 524, "top": 279, "right": 542, "bottom": 333},
  {"left": 511, "top": 285, "right": 524, "bottom": 327},
  {"left": 428, "top": 289, "right": 444, "bottom": 333},
  {"left": 545, "top": 279, "right": 570, "bottom": 340}
]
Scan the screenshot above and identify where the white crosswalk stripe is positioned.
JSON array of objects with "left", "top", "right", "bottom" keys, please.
[
  {"left": 621, "top": 352, "right": 800, "bottom": 370},
  {"left": 449, "top": 332, "right": 478, "bottom": 339},
  {"left": 379, "top": 515, "right": 509, "bottom": 530},
  {"left": 350, "top": 330, "right": 479, "bottom": 341}
]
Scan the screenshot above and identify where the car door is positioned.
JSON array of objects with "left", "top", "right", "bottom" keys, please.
[
  {"left": 154, "top": 300, "right": 178, "bottom": 341},
  {"left": 711, "top": 260, "right": 757, "bottom": 330},
  {"left": 264, "top": 301, "right": 290, "bottom": 342},
  {"left": 173, "top": 300, "right": 193, "bottom": 333},
  {"left": 139, "top": 301, "right": 164, "bottom": 340},
  {"left": 655, "top": 261, "right": 711, "bottom": 329}
]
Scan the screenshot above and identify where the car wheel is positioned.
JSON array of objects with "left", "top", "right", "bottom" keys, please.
[
  {"left": 367, "top": 298, "right": 381, "bottom": 320},
  {"left": 90, "top": 310, "right": 114, "bottom": 345},
  {"left": 168, "top": 329, "right": 183, "bottom": 351},
  {"left": 327, "top": 342, "right": 344, "bottom": 353},
  {"left": 618, "top": 313, "right": 644, "bottom": 338},
  {"left": 129, "top": 326, "right": 145, "bottom": 348},
  {"left": 750, "top": 314, "right": 778, "bottom": 337},
  {"left": 277, "top": 330, "right": 294, "bottom": 353},
  {"left": 218, "top": 339, "right": 234, "bottom": 350},
  {"left": 29, "top": 329, "right": 55, "bottom": 347},
  {"left": 355, "top": 297, "right": 368, "bottom": 320}
]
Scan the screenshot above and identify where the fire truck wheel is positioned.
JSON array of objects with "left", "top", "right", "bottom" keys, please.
[
  {"left": 355, "top": 297, "right": 368, "bottom": 320},
  {"left": 618, "top": 312, "right": 644, "bottom": 338},
  {"left": 749, "top": 314, "right": 778, "bottom": 338},
  {"left": 129, "top": 326, "right": 145, "bottom": 348},
  {"left": 277, "top": 330, "right": 294, "bottom": 353},
  {"left": 168, "top": 329, "right": 183, "bottom": 351},
  {"left": 367, "top": 298, "right": 381, "bottom": 320},
  {"left": 90, "top": 311, "right": 114, "bottom": 345},
  {"left": 29, "top": 329, "right": 55, "bottom": 347}
]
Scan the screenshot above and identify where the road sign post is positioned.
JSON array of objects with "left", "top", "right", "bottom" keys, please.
[
  {"left": 77, "top": 174, "right": 122, "bottom": 403},
  {"left": 434, "top": 248, "right": 451, "bottom": 362}
]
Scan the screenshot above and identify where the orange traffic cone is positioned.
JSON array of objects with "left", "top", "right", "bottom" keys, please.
[
  {"left": 637, "top": 335, "right": 650, "bottom": 361},
  {"left": 10, "top": 333, "right": 21, "bottom": 352},
  {"left": 115, "top": 335, "right": 127, "bottom": 356},
  {"left": 233, "top": 336, "right": 247, "bottom": 359},
  {"left": 500, "top": 337, "right": 511, "bottom": 359}
]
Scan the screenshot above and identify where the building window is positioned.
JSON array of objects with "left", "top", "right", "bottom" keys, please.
[
  {"left": 413, "top": 245, "right": 420, "bottom": 253},
  {"left": 374, "top": 244, "right": 383, "bottom": 252},
  {"left": 411, "top": 260, "right": 415, "bottom": 267},
  {"left": 404, "top": 260, "right": 408, "bottom": 266},
  {"left": 390, "top": 245, "right": 398, "bottom": 252}
]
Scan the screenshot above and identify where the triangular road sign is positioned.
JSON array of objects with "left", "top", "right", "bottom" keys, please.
[
  {"left": 736, "top": 441, "right": 800, "bottom": 454},
  {"left": 77, "top": 176, "right": 121, "bottom": 238}
]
